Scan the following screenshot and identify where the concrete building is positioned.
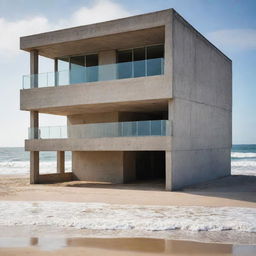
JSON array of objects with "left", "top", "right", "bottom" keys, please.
[{"left": 20, "top": 9, "right": 232, "bottom": 190}]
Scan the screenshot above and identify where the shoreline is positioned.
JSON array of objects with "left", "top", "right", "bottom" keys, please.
[
  {"left": 0, "top": 224, "right": 256, "bottom": 245},
  {"left": 0, "top": 174, "right": 255, "bottom": 252}
]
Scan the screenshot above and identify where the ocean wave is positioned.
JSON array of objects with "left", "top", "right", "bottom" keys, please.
[
  {"left": 0, "top": 161, "right": 71, "bottom": 175},
  {"left": 0, "top": 201, "right": 255, "bottom": 233},
  {"left": 231, "top": 152, "right": 256, "bottom": 158},
  {"left": 231, "top": 161, "right": 256, "bottom": 167}
]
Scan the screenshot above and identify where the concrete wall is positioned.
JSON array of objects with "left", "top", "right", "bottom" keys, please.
[
  {"left": 168, "top": 13, "right": 232, "bottom": 189},
  {"left": 72, "top": 151, "right": 136, "bottom": 183}
]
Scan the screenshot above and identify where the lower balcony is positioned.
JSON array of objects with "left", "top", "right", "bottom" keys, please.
[{"left": 26, "top": 120, "right": 171, "bottom": 152}]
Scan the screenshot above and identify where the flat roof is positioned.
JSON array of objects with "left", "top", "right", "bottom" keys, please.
[{"left": 20, "top": 8, "right": 231, "bottom": 62}]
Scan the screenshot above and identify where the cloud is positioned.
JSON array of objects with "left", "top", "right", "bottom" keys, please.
[
  {"left": 207, "top": 29, "right": 256, "bottom": 51},
  {"left": 0, "top": 16, "right": 50, "bottom": 56},
  {"left": 0, "top": 0, "right": 132, "bottom": 56},
  {"left": 71, "top": 0, "right": 131, "bottom": 26}
]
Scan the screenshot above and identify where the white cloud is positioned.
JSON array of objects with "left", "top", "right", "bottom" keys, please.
[
  {"left": 0, "top": 0, "right": 132, "bottom": 56},
  {"left": 0, "top": 16, "right": 50, "bottom": 56},
  {"left": 207, "top": 29, "right": 256, "bottom": 51},
  {"left": 71, "top": 0, "right": 131, "bottom": 26}
]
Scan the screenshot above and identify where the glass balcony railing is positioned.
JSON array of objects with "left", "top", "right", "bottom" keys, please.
[
  {"left": 28, "top": 120, "right": 170, "bottom": 139},
  {"left": 22, "top": 58, "right": 164, "bottom": 89}
]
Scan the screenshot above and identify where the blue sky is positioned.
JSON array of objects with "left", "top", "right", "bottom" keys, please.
[{"left": 0, "top": 0, "right": 255, "bottom": 146}]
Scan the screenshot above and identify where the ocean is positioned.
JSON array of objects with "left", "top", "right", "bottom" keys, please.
[{"left": 0, "top": 145, "right": 255, "bottom": 176}]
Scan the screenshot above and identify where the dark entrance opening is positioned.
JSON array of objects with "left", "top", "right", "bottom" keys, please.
[{"left": 135, "top": 151, "right": 165, "bottom": 180}]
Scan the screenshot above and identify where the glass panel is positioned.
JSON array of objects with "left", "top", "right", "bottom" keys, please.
[
  {"left": 151, "top": 120, "right": 162, "bottom": 136},
  {"left": 122, "top": 121, "right": 137, "bottom": 137},
  {"left": 58, "top": 70, "right": 69, "bottom": 86},
  {"left": 37, "top": 73, "right": 47, "bottom": 88},
  {"left": 147, "top": 58, "right": 163, "bottom": 76},
  {"left": 138, "top": 121, "right": 150, "bottom": 136},
  {"left": 98, "top": 64, "right": 116, "bottom": 81},
  {"left": 57, "top": 57, "right": 70, "bottom": 86},
  {"left": 86, "top": 54, "right": 98, "bottom": 82},
  {"left": 23, "top": 75, "right": 31, "bottom": 89},
  {"left": 28, "top": 120, "right": 168, "bottom": 139},
  {"left": 117, "top": 50, "right": 133, "bottom": 79},
  {"left": 47, "top": 72, "right": 55, "bottom": 87},
  {"left": 147, "top": 45, "right": 164, "bottom": 76},
  {"left": 70, "top": 56, "right": 85, "bottom": 84},
  {"left": 58, "top": 58, "right": 69, "bottom": 71},
  {"left": 134, "top": 47, "right": 146, "bottom": 77}
]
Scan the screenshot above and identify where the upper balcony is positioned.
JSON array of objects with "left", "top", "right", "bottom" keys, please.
[
  {"left": 22, "top": 58, "right": 164, "bottom": 89},
  {"left": 25, "top": 120, "right": 171, "bottom": 152},
  {"left": 20, "top": 10, "right": 173, "bottom": 114}
]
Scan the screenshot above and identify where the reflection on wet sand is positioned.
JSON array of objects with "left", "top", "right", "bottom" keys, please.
[{"left": 0, "top": 237, "right": 256, "bottom": 255}]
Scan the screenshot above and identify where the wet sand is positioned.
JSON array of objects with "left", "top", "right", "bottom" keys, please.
[
  {"left": 0, "top": 174, "right": 255, "bottom": 255},
  {"left": 0, "top": 237, "right": 256, "bottom": 256},
  {"left": 0, "top": 175, "right": 255, "bottom": 207}
]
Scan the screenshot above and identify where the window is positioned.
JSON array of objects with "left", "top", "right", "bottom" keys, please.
[
  {"left": 147, "top": 45, "right": 164, "bottom": 76},
  {"left": 117, "top": 50, "right": 133, "bottom": 79},
  {"left": 134, "top": 47, "right": 146, "bottom": 77},
  {"left": 57, "top": 54, "right": 99, "bottom": 84},
  {"left": 85, "top": 54, "right": 98, "bottom": 82},
  {"left": 117, "top": 45, "right": 164, "bottom": 79},
  {"left": 70, "top": 56, "right": 85, "bottom": 84}
]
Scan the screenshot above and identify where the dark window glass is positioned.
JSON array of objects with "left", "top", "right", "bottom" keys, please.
[
  {"left": 86, "top": 54, "right": 98, "bottom": 82},
  {"left": 147, "top": 45, "right": 164, "bottom": 59},
  {"left": 147, "top": 45, "right": 164, "bottom": 76},
  {"left": 117, "top": 50, "right": 132, "bottom": 79},
  {"left": 134, "top": 47, "right": 146, "bottom": 77},
  {"left": 70, "top": 56, "right": 85, "bottom": 84}
]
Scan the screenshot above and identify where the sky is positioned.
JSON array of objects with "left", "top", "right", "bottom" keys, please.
[{"left": 0, "top": 0, "right": 255, "bottom": 146}]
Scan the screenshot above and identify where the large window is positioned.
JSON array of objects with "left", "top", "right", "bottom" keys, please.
[
  {"left": 117, "top": 44, "right": 164, "bottom": 79},
  {"left": 57, "top": 54, "right": 98, "bottom": 84}
]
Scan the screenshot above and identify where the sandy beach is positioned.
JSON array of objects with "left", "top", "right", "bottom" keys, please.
[
  {"left": 0, "top": 174, "right": 255, "bottom": 255},
  {"left": 0, "top": 174, "right": 255, "bottom": 207}
]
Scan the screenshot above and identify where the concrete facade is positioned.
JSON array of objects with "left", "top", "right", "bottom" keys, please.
[{"left": 20, "top": 9, "right": 232, "bottom": 190}]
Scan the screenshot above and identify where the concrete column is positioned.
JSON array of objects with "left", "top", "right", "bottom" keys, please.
[
  {"left": 30, "top": 110, "right": 39, "bottom": 184},
  {"left": 165, "top": 151, "right": 172, "bottom": 190},
  {"left": 98, "top": 50, "right": 117, "bottom": 80},
  {"left": 164, "top": 11, "right": 174, "bottom": 99},
  {"left": 166, "top": 99, "right": 173, "bottom": 190},
  {"left": 30, "top": 151, "right": 39, "bottom": 184},
  {"left": 30, "top": 50, "right": 38, "bottom": 88},
  {"left": 57, "top": 151, "right": 65, "bottom": 173},
  {"left": 54, "top": 58, "right": 58, "bottom": 86},
  {"left": 30, "top": 111, "right": 39, "bottom": 139}
]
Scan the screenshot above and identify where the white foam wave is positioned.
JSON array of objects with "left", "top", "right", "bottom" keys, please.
[
  {"left": 231, "top": 161, "right": 256, "bottom": 167},
  {"left": 0, "top": 201, "right": 255, "bottom": 233},
  {"left": 0, "top": 161, "right": 71, "bottom": 175},
  {"left": 231, "top": 152, "right": 256, "bottom": 158}
]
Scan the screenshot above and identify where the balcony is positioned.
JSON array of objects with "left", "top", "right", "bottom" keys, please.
[
  {"left": 29, "top": 120, "right": 170, "bottom": 139},
  {"left": 22, "top": 58, "right": 164, "bottom": 89}
]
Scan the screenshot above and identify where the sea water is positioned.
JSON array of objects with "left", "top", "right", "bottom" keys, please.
[{"left": 0, "top": 145, "right": 255, "bottom": 176}]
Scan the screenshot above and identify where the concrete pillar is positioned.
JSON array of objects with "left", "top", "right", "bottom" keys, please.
[
  {"left": 30, "top": 111, "right": 39, "bottom": 139},
  {"left": 54, "top": 58, "right": 58, "bottom": 86},
  {"left": 98, "top": 50, "right": 117, "bottom": 80},
  {"left": 30, "top": 151, "right": 39, "bottom": 184},
  {"left": 166, "top": 99, "right": 173, "bottom": 190},
  {"left": 165, "top": 151, "right": 172, "bottom": 190},
  {"left": 30, "top": 110, "right": 39, "bottom": 184},
  {"left": 57, "top": 151, "right": 65, "bottom": 173},
  {"left": 30, "top": 50, "right": 38, "bottom": 88},
  {"left": 164, "top": 12, "right": 173, "bottom": 96}
]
